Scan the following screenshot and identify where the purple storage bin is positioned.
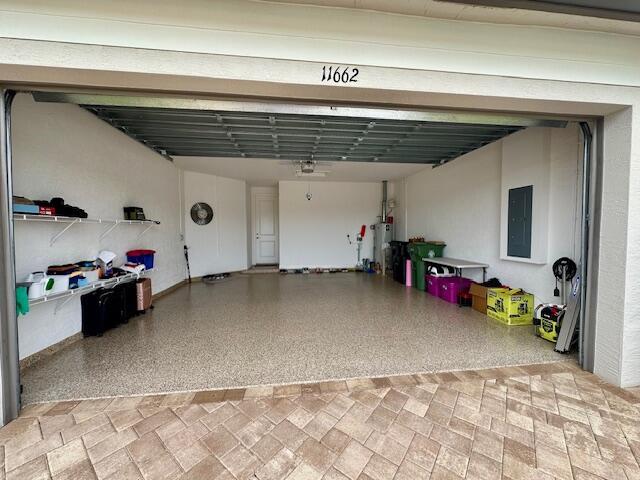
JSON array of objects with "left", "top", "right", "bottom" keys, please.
[
  {"left": 426, "top": 275, "right": 441, "bottom": 296},
  {"left": 439, "top": 277, "right": 472, "bottom": 303},
  {"left": 426, "top": 274, "right": 455, "bottom": 296}
]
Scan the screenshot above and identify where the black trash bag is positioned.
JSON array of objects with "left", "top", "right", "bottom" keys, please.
[{"left": 481, "top": 277, "right": 502, "bottom": 288}]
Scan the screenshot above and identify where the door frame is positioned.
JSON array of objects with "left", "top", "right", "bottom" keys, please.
[
  {"left": 251, "top": 186, "right": 279, "bottom": 266},
  {"left": 0, "top": 90, "right": 20, "bottom": 423}
]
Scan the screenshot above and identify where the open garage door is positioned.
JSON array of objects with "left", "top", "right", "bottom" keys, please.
[{"left": 32, "top": 92, "right": 567, "bottom": 165}]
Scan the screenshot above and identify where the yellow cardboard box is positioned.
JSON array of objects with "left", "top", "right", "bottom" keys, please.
[{"left": 486, "top": 288, "right": 534, "bottom": 325}]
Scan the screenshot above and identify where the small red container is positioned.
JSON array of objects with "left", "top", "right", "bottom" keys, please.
[
  {"left": 458, "top": 290, "right": 473, "bottom": 307},
  {"left": 39, "top": 206, "right": 55, "bottom": 216},
  {"left": 439, "top": 277, "right": 472, "bottom": 304}
]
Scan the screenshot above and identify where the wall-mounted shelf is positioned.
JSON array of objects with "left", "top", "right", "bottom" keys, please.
[
  {"left": 13, "top": 213, "right": 160, "bottom": 245},
  {"left": 29, "top": 269, "right": 153, "bottom": 313}
]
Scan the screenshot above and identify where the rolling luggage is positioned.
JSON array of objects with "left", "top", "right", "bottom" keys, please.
[
  {"left": 113, "top": 281, "right": 137, "bottom": 323},
  {"left": 136, "top": 278, "right": 152, "bottom": 313},
  {"left": 109, "top": 284, "right": 127, "bottom": 327},
  {"left": 81, "top": 288, "right": 115, "bottom": 337}
]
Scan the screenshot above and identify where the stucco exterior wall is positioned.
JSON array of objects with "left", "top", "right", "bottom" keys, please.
[
  {"left": 0, "top": 1, "right": 639, "bottom": 386},
  {"left": 621, "top": 107, "right": 640, "bottom": 387}
]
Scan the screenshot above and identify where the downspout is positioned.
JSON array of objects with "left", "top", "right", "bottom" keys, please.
[
  {"left": 0, "top": 90, "right": 19, "bottom": 424},
  {"left": 579, "top": 122, "right": 593, "bottom": 368}
]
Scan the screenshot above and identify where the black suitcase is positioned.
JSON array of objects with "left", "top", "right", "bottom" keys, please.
[
  {"left": 112, "top": 281, "right": 137, "bottom": 323},
  {"left": 122, "top": 280, "right": 138, "bottom": 320},
  {"left": 108, "top": 286, "right": 126, "bottom": 328},
  {"left": 81, "top": 288, "right": 115, "bottom": 337}
]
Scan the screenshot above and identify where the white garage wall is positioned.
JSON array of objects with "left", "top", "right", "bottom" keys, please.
[
  {"left": 279, "top": 181, "right": 382, "bottom": 269},
  {"left": 182, "top": 171, "right": 248, "bottom": 277},
  {"left": 12, "top": 94, "right": 185, "bottom": 359},
  {"left": 500, "top": 128, "right": 552, "bottom": 264},
  {"left": 404, "top": 125, "right": 581, "bottom": 305}
]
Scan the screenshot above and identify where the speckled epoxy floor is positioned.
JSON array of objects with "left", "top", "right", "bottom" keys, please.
[{"left": 21, "top": 273, "right": 565, "bottom": 404}]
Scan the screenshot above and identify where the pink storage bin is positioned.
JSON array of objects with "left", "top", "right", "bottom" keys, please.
[{"left": 439, "top": 277, "right": 472, "bottom": 303}]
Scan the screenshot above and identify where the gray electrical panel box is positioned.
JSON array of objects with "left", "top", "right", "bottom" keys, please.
[{"left": 507, "top": 185, "right": 533, "bottom": 258}]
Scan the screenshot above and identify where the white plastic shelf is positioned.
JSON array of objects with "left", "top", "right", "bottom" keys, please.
[
  {"left": 28, "top": 269, "right": 152, "bottom": 310},
  {"left": 13, "top": 213, "right": 160, "bottom": 245}
]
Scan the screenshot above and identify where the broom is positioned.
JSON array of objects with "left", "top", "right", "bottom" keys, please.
[{"left": 184, "top": 245, "right": 191, "bottom": 284}]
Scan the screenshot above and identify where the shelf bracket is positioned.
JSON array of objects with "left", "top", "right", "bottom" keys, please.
[
  {"left": 54, "top": 291, "right": 76, "bottom": 314},
  {"left": 99, "top": 222, "right": 119, "bottom": 241},
  {"left": 50, "top": 218, "right": 79, "bottom": 246},
  {"left": 136, "top": 223, "right": 155, "bottom": 240}
]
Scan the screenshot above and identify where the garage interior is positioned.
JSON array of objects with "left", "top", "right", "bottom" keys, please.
[{"left": 11, "top": 91, "right": 587, "bottom": 406}]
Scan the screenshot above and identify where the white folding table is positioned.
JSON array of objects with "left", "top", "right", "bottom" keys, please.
[{"left": 422, "top": 257, "right": 490, "bottom": 282}]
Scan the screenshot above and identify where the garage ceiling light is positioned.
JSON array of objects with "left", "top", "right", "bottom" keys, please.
[{"left": 32, "top": 92, "right": 568, "bottom": 165}]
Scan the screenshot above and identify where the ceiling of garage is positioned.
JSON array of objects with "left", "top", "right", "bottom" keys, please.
[{"left": 173, "top": 156, "right": 427, "bottom": 185}]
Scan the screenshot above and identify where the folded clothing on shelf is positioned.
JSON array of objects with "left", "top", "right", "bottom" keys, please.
[
  {"left": 13, "top": 196, "right": 34, "bottom": 205},
  {"left": 120, "top": 263, "right": 146, "bottom": 275},
  {"left": 76, "top": 260, "right": 99, "bottom": 282},
  {"left": 47, "top": 264, "right": 79, "bottom": 276}
]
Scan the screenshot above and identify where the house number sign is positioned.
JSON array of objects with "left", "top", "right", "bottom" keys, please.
[{"left": 321, "top": 65, "right": 359, "bottom": 84}]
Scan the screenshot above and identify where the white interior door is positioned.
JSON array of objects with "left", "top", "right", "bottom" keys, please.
[{"left": 252, "top": 190, "right": 279, "bottom": 265}]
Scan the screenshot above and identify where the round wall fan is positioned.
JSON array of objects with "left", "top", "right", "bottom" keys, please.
[{"left": 190, "top": 202, "right": 214, "bottom": 225}]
